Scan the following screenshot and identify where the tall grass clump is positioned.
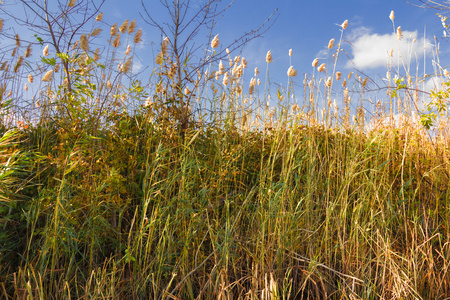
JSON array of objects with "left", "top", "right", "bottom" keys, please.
[{"left": 0, "top": 5, "right": 450, "bottom": 299}]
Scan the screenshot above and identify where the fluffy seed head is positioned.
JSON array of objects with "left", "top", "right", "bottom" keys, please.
[
  {"left": 249, "top": 78, "right": 256, "bottom": 94},
  {"left": 80, "top": 34, "right": 89, "bottom": 51},
  {"left": 327, "top": 38, "right": 335, "bottom": 49},
  {"left": 144, "top": 97, "right": 152, "bottom": 107},
  {"left": 161, "top": 37, "right": 169, "bottom": 54},
  {"left": 155, "top": 52, "right": 163, "bottom": 65},
  {"left": 287, "top": 66, "right": 297, "bottom": 77},
  {"left": 15, "top": 34, "right": 20, "bottom": 47},
  {"left": 91, "top": 28, "right": 102, "bottom": 36},
  {"left": 397, "top": 26, "right": 402, "bottom": 40},
  {"left": 341, "top": 20, "right": 348, "bottom": 29},
  {"left": 68, "top": 0, "right": 76, "bottom": 7},
  {"left": 94, "top": 48, "right": 100, "bottom": 61},
  {"left": 289, "top": 49, "right": 292, "bottom": 56},
  {"left": 445, "top": 69, "right": 450, "bottom": 77},
  {"left": 184, "top": 86, "right": 190, "bottom": 95},
  {"left": 241, "top": 57, "right": 247, "bottom": 68},
  {"left": 389, "top": 10, "right": 395, "bottom": 21},
  {"left": 112, "top": 34, "right": 121, "bottom": 48},
  {"left": 312, "top": 58, "right": 319, "bottom": 67},
  {"left": 211, "top": 34, "right": 219, "bottom": 48},
  {"left": 28, "top": 74, "right": 34, "bottom": 83},
  {"left": 43, "top": 45, "right": 49, "bottom": 56},
  {"left": 342, "top": 78, "right": 347, "bottom": 87},
  {"left": 222, "top": 72, "right": 229, "bottom": 86},
  {"left": 14, "top": 56, "right": 24, "bottom": 73},
  {"left": 219, "top": 60, "right": 225, "bottom": 74},
  {"left": 254, "top": 67, "right": 259, "bottom": 77},
  {"left": 125, "top": 45, "right": 131, "bottom": 56},
  {"left": 24, "top": 44, "right": 32, "bottom": 57},
  {"left": 318, "top": 63, "right": 326, "bottom": 72},
  {"left": 326, "top": 77, "right": 332, "bottom": 87},
  {"left": 266, "top": 50, "right": 272, "bottom": 63},
  {"left": 110, "top": 23, "right": 118, "bottom": 36},
  {"left": 119, "top": 20, "right": 129, "bottom": 34},
  {"left": 362, "top": 77, "right": 368, "bottom": 86},
  {"left": 24, "top": 84, "right": 28, "bottom": 91},
  {"left": 232, "top": 64, "right": 243, "bottom": 78},
  {"left": 128, "top": 19, "right": 136, "bottom": 34},
  {"left": 134, "top": 29, "right": 142, "bottom": 44},
  {"left": 96, "top": 12, "right": 103, "bottom": 21},
  {"left": 336, "top": 71, "right": 342, "bottom": 81},
  {"left": 11, "top": 48, "right": 16, "bottom": 57},
  {"left": 42, "top": 70, "right": 53, "bottom": 82}
]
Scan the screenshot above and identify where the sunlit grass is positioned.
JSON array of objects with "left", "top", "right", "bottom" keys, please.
[{"left": 0, "top": 8, "right": 450, "bottom": 300}]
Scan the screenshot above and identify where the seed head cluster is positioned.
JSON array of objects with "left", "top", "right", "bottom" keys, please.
[
  {"left": 318, "top": 63, "right": 326, "bottom": 72},
  {"left": 287, "top": 66, "right": 297, "bottom": 77},
  {"left": 134, "top": 29, "right": 142, "bottom": 44},
  {"left": 96, "top": 12, "right": 103, "bottom": 21},
  {"left": 119, "top": 20, "right": 129, "bottom": 34},
  {"left": 266, "top": 51, "right": 272, "bottom": 63},
  {"left": 312, "top": 58, "right": 319, "bottom": 68},
  {"left": 42, "top": 70, "right": 53, "bottom": 82},
  {"left": 43, "top": 45, "right": 49, "bottom": 56},
  {"left": 128, "top": 19, "right": 136, "bottom": 34},
  {"left": 389, "top": 10, "right": 395, "bottom": 21},
  {"left": 80, "top": 34, "right": 89, "bottom": 51},
  {"left": 327, "top": 38, "right": 335, "bottom": 49},
  {"left": 211, "top": 34, "right": 219, "bottom": 49}
]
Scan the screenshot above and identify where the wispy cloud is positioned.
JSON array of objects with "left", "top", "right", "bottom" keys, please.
[{"left": 346, "top": 27, "right": 432, "bottom": 69}]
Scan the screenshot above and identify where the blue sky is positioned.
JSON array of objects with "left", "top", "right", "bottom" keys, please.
[
  {"left": 3, "top": 0, "right": 450, "bottom": 118},
  {"left": 4, "top": 0, "right": 449, "bottom": 88},
  {"left": 101, "top": 0, "right": 450, "bottom": 97}
]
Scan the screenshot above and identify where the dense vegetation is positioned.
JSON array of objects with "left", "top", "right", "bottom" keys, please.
[{"left": 1, "top": 1, "right": 450, "bottom": 299}]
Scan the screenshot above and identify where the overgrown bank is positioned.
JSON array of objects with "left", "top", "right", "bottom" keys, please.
[{"left": 1, "top": 116, "right": 449, "bottom": 299}]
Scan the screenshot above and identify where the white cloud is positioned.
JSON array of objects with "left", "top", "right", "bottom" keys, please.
[
  {"left": 346, "top": 27, "right": 432, "bottom": 69},
  {"left": 132, "top": 59, "right": 143, "bottom": 73},
  {"left": 424, "top": 76, "right": 444, "bottom": 92}
]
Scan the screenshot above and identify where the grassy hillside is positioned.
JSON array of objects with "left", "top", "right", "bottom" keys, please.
[{"left": 1, "top": 4, "right": 450, "bottom": 299}]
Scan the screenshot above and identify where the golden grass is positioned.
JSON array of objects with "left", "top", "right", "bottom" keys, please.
[{"left": 0, "top": 8, "right": 449, "bottom": 299}]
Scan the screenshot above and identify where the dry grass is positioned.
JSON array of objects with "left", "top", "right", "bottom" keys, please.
[{"left": 0, "top": 8, "right": 449, "bottom": 300}]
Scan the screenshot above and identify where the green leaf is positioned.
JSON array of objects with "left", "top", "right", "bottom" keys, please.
[
  {"left": 42, "top": 57, "right": 56, "bottom": 66},
  {"left": 57, "top": 52, "right": 70, "bottom": 62},
  {"left": 34, "top": 34, "right": 44, "bottom": 45}
]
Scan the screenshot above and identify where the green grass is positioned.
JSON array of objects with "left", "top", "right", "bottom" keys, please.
[
  {"left": 1, "top": 116, "right": 449, "bottom": 299},
  {"left": 1, "top": 7, "right": 450, "bottom": 299}
]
